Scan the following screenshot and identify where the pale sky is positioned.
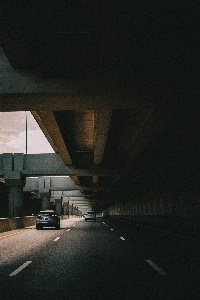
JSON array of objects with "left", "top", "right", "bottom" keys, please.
[
  {"left": 0, "top": 48, "right": 54, "bottom": 154},
  {"left": 0, "top": 111, "right": 54, "bottom": 154}
]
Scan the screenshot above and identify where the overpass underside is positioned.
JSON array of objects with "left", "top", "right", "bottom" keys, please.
[{"left": 0, "top": 1, "right": 199, "bottom": 218}]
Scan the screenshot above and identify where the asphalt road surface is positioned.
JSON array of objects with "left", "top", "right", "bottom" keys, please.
[{"left": 1, "top": 217, "right": 200, "bottom": 300}]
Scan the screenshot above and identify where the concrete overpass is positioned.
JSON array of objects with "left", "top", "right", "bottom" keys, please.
[
  {"left": 0, "top": 153, "right": 107, "bottom": 216},
  {"left": 24, "top": 176, "right": 98, "bottom": 215},
  {"left": 0, "top": 2, "right": 199, "bottom": 221}
]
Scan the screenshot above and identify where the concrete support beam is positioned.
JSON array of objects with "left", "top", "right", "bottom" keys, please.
[
  {"left": 38, "top": 177, "right": 51, "bottom": 195},
  {"left": 71, "top": 176, "right": 80, "bottom": 185},
  {"left": 41, "top": 196, "right": 50, "bottom": 210},
  {"left": 0, "top": 90, "right": 143, "bottom": 110},
  {"left": 50, "top": 186, "right": 106, "bottom": 191},
  {"left": 8, "top": 186, "right": 23, "bottom": 217},
  {"left": 0, "top": 153, "right": 116, "bottom": 179},
  {"left": 24, "top": 177, "right": 39, "bottom": 191},
  {"left": 38, "top": 177, "right": 51, "bottom": 210},
  {"left": 55, "top": 199, "right": 62, "bottom": 216},
  {"left": 63, "top": 201, "right": 69, "bottom": 216},
  {"left": 94, "top": 110, "right": 112, "bottom": 164},
  {"left": 3, "top": 153, "right": 24, "bottom": 186},
  {"left": 31, "top": 111, "right": 72, "bottom": 165},
  {"left": 21, "top": 168, "right": 113, "bottom": 176},
  {"left": 68, "top": 204, "right": 74, "bottom": 216},
  {"left": 93, "top": 176, "right": 99, "bottom": 185},
  {"left": 61, "top": 190, "right": 85, "bottom": 197}
]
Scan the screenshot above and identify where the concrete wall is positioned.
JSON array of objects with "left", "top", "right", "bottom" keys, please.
[
  {"left": 0, "top": 216, "right": 37, "bottom": 233},
  {"left": 108, "top": 103, "right": 200, "bottom": 221}
]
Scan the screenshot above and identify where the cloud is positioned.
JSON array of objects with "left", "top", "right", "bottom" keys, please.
[
  {"left": 5, "top": 129, "right": 54, "bottom": 154},
  {"left": 0, "top": 112, "right": 54, "bottom": 154}
]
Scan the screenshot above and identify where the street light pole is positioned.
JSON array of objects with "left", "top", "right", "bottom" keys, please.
[{"left": 25, "top": 111, "right": 27, "bottom": 154}]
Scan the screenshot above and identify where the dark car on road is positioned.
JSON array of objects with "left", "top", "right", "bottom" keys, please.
[
  {"left": 36, "top": 210, "right": 60, "bottom": 230},
  {"left": 85, "top": 211, "right": 96, "bottom": 221},
  {"left": 101, "top": 211, "right": 110, "bottom": 219}
]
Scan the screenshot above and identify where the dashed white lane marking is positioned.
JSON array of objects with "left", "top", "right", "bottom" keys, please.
[
  {"left": 9, "top": 261, "right": 32, "bottom": 277},
  {"left": 54, "top": 237, "right": 60, "bottom": 241},
  {"left": 146, "top": 260, "right": 167, "bottom": 276},
  {"left": 120, "top": 237, "right": 125, "bottom": 240}
]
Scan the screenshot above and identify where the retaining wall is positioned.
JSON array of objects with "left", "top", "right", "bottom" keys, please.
[{"left": 0, "top": 216, "right": 37, "bottom": 233}]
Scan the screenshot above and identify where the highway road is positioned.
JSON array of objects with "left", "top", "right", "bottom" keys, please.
[{"left": 0, "top": 217, "right": 200, "bottom": 300}]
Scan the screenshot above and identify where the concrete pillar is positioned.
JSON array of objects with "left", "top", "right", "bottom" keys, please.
[
  {"left": 68, "top": 204, "right": 73, "bottom": 216},
  {"left": 56, "top": 200, "right": 62, "bottom": 216},
  {"left": 74, "top": 206, "right": 78, "bottom": 216},
  {"left": 73, "top": 206, "right": 76, "bottom": 216},
  {"left": 41, "top": 196, "right": 50, "bottom": 210},
  {"left": 8, "top": 186, "right": 23, "bottom": 217},
  {"left": 63, "top": 201, "right": 69, "bottom": 216}
]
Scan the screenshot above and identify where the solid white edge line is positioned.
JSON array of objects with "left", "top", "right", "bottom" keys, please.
[
  {"left": 9, "top": 261, "right": 32, "bottom": 277},
  {"left": 146, "top": 260, "right": 167, "bottom": 276},
  {"left": 54, "top": 237, "right": 60, "bottom": 241}
]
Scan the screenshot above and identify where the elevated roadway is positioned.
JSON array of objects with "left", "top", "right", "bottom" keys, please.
[{"left": 0, "top": 1, "right": 199, "bottom": 219}]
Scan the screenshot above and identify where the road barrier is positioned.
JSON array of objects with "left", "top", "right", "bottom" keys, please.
[{"left": 0, "top": 216, "right": 37, "bottom": 233}]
